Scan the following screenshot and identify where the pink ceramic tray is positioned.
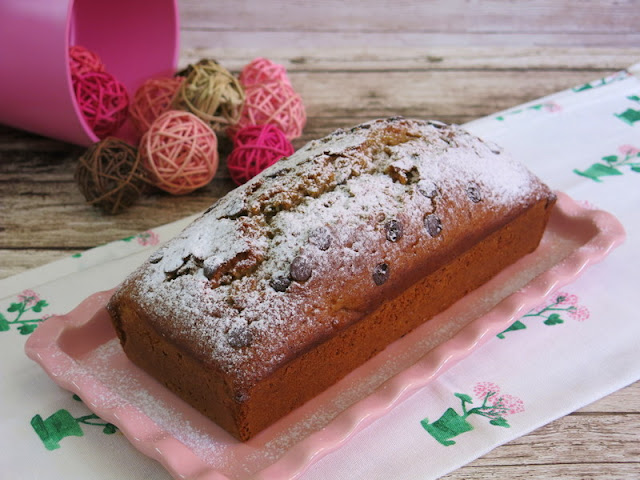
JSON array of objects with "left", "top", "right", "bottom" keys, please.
[{"left": 25, "top": 193, "right": 625, "bottom": 480}]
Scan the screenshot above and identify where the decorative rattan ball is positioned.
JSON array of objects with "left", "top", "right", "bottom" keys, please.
[
  {"left": 229, "top": 80, "right": 306, "bottom": 140},
  {"left": 130, "top": 76, "right": 184, "bottom": 134},
  {"left": 227, "top": 124, "right": 294, "bottom": 185},
  {"left": 140, "top": 110, "right": 219, "bottom": 195},
  {"left": 75, "top": 137, "right": 147, "bottom": 214},
  {"left": 69, "top": 45, "right": 105, "bottom": 77},
  {"left": 239, "top": 57, "right": 291, "bottom": 87},
  {"left": 171, "top": 59, "right": 245, "bottom": 131},
  {"left": 73, "top": 71, "right": 129, "bottom": 139}
]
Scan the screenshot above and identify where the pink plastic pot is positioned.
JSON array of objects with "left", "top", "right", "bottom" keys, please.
[{"left": 0, "top": 0, "right": 179, "bottom": 146}]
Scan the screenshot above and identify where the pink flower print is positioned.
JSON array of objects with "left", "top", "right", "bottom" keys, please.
[
  {"left": 18, "top": 289, "right": 40, "bottom": 307},
  {"left": 555, "top": 292, "right": 578, "bottom": 307},
  {"left": 618, "top": 144, "right": 640, "bottom": 156},
  {"left": 491, "top": 394, "right": 525, "bottom": 415},
  {"left": 473, "top": 381, "right": 500, "bottom": 400},
  {"left": 569, "top": 305, "right": 590, "bottom": 322},
  {"left": 136, "top": 230, "right": 160, "bottom": 246}
]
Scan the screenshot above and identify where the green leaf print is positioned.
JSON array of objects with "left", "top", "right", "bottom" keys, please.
[
  {"left": 7, "top": 303, "right": 21, "bottom": 312},
  {"left": 455, "top": 393, "right": 473, "bottom": 404},
  {"left": 18, "top": 324, "right": 38, "bottom": 335},
  {"left": 574, "top": 164, "right": 622, "bottom": 182},
  {"left": 31, "top": 300, "right": 48, "bottom": 313},
  {"left": 543, "top": 313, "right": 564, "bottom": 326},
  {"left": 489, "top": 417, "right": 510, "bottom": 428}
]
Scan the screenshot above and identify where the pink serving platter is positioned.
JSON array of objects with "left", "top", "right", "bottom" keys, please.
[{"left": 25, "top": 192, "right": 625, "bottom": 480}]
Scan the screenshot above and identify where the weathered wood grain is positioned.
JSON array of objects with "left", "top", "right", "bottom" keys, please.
[
  {"left": 443, "top": 463, "right": 640, "bottom": 480},
  {"left": 180, "top": 0, "right": 640, "bottom": 34},
  {"left": 179, "top": 47, "right": 640, "bottom": 72},
  {"left": 178, "top": 0, "right": 640, "bottom": 48}
]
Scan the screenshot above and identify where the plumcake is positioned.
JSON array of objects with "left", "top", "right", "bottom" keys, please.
[{"left": 107, "top": 117, "right": 556, "bottom": 441}]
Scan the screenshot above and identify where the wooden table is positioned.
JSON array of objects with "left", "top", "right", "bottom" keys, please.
[{"left": 1, "top": 1, "right": 639, "bottom": 478}]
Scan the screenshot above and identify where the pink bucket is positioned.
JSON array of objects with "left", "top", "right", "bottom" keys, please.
[{"left": 0, "top": 0, "right": 179, "bottom": 146}]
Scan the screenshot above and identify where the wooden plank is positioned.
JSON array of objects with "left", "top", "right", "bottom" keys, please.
[
  {"left": 442, "top": 463, "right": 640, "bottom": 480},
  {"left": 177, "top": 0, "right": 640, "bottom": 49},
  {"left": 178, "top": 46, "right": 640, "bottom": 72},
  {"left": 180, "top": 29, "right": 640, "bottom": 49},
  {"left": 178, "top": 0, "right": 640, "bottom": 34},
  {"left": 290, "top": 70, "right": 607, "bottom": 119}
]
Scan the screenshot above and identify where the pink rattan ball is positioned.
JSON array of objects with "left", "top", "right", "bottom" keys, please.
[
  {"left": 69, "top": 45, "right": 106, "bottom": 77},
  {"left": 239, "top": 57, "right": 291, "bottom": 87},
  {"left": 227, "top": 124, "right": 294, "bottom": 185},
  {"left": 130, "top": 76, "right": 184, "bottom": 134},
  {"left": 140, "top": 110, "right": 219, "bottom": 195},
  {"left": 229, "top": 80, "right": 306, "bottom": 141},
  {"left": 73, "top": 71, "right": 129, "bottom": 139}
]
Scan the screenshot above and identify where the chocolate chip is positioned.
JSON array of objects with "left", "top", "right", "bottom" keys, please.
[
  {"left": 308, "top": 226, "right": 332, "bottom": 251},
  {"left": 372, "top": 263, "right": 390, "bottom": 286},
  {"left": 385, "top": 219, "right": 404, "bottom": 242},
  {"left": 270, "top": 276, "right": 291, "bottom": 292},
  {"left": 424, "top": 214, "right": 443, "bottom": 237},
  {"left": 417, "top": 181, "right": 438, "bottom": 199},
  {"left": 149, "top": 250, "right": 164, "bottom": 264},
  {"left": 227, "top": 324, "right": 253, "bottom": 349},
  {"left": 290, "top": 256, "right": 312, "bottom": 282},
  {"left": 466, "top": 182, "right": 482, "bottom": 203}
]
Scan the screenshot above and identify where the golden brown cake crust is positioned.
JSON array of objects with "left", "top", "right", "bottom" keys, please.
[{"left": 107, "top": 117, "right": 556, "bottom": 440}]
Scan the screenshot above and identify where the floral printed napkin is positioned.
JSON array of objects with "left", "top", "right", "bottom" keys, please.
[{"left": 1, "top": 64, "right": 639, "bottom": 480}]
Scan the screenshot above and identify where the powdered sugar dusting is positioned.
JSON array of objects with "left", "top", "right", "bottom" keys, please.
[{"left": 113, "top": 117, "right": 550, "bottom": 389}]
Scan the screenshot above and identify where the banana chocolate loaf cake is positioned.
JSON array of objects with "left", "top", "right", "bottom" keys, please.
[{"left": 107, "top": 117, "right": 556, "bottom": 441}]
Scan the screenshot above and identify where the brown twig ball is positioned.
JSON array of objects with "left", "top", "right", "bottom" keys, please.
[
  {"left": 75, "top": 137, "right": 148, "bottom": 214},
  {"left": 171, "top": 59, "right": 245, "bottom": 131}
]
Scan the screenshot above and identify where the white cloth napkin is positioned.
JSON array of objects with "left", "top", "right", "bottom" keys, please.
[{"left": 1, "top": 64, "right": 639, "bottom": 480}]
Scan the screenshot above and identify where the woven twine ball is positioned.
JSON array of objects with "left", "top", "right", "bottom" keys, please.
[
  {"left": 129, "top": 76, "right": 184, "bottom": 134},
  {"left": 239, "top": 57, "right": 291, "bottom": 87},
  {"left": 171, "top": 59, "right": 245, "bottom": 131},
  {"left": 174, "top": 57, "right": 209, "bottom": 78},
  {"left": 227, "top": 124, "right": 294, "bottom": 185},
  {"left": 75, "top": 137, "right": 148, "bottom": 215},
  {"left": 73, "top": 71, "right": 130, "bottom": 139},
  {"left": 69, "top": 45, "right": 105, "bottom": 77},
  {"left": 140, "top": 110, "right": 219, "bottom": 195},
  {"left": 229, "top": 80, "right": 306, "bottom": 141}
]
